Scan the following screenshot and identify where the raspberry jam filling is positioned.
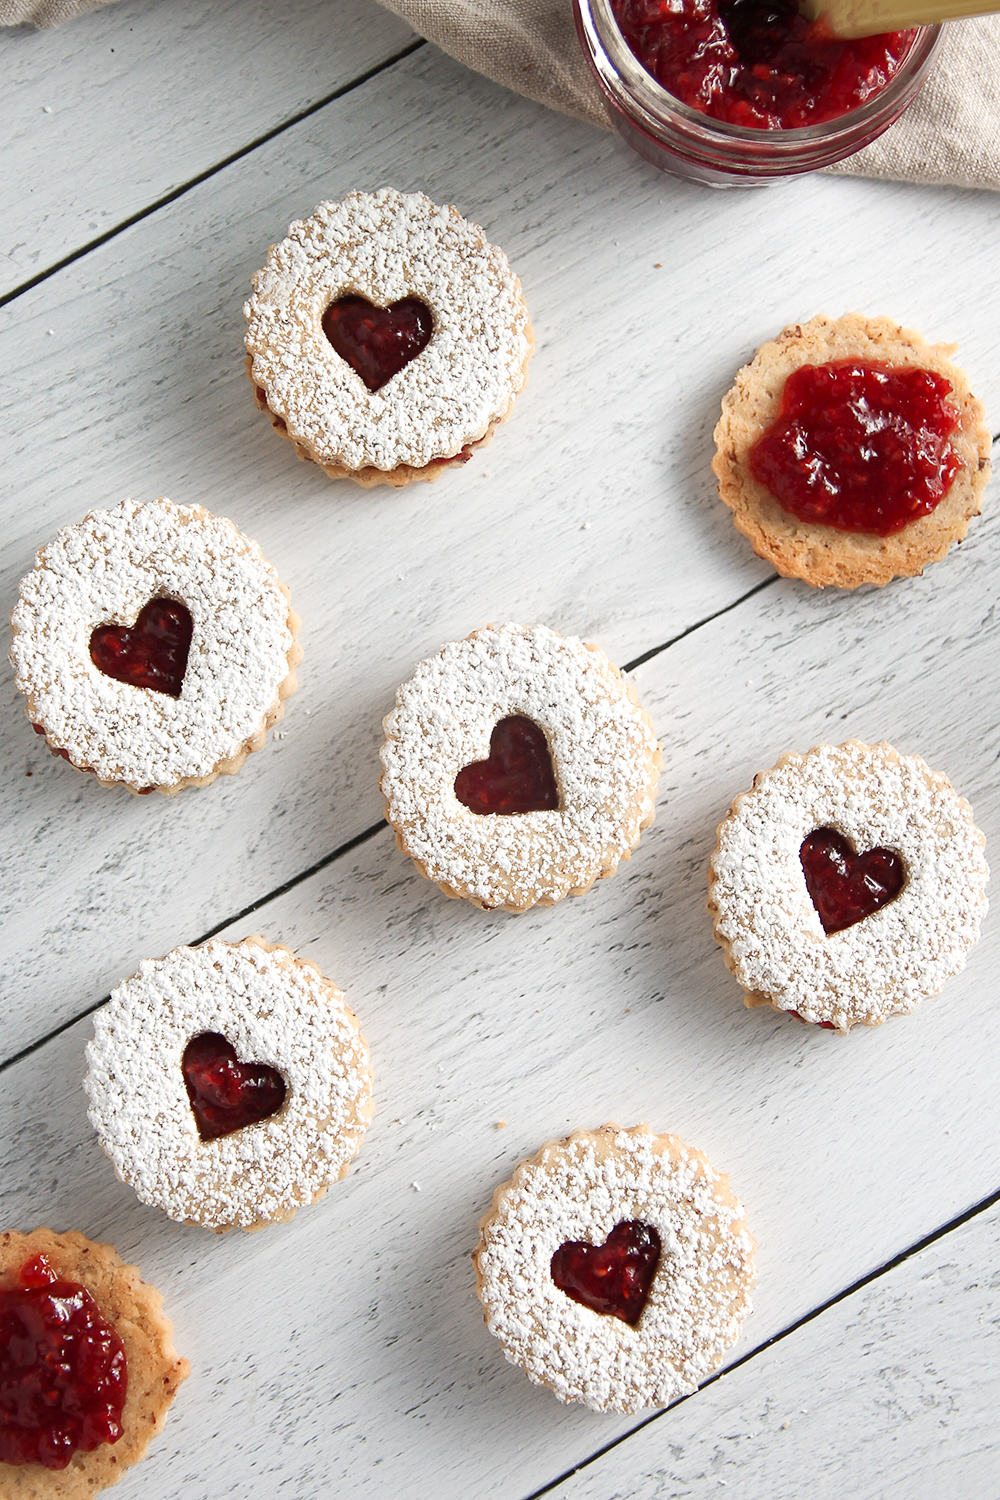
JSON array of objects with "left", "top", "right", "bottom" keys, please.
[
  {"left": 551, "top": 1220, "right": 661, "bottom": 1325},
  {"left": 0, "top": 1252, "right": 127, "bottom": 1470},
  {"left": 454, "top": 716, "right": 560, "bottom": 815},
  {"left": 182, "top": 1032, "right": 287, "bottom": 1142},
  {"left": 90, "top": 598, "right": 193, "bottom": 698},
  {"left": 800, "top": 827, "right": 906, "bottom": 934},
  {"left": 750, "top": 360, "right": 960, "bottom": 535},
  {"left": 611, "top": 0, "right": 915, "bottom": 128},
  {"left": 322, "top": 295, "right": 433, "bottom": 392}
]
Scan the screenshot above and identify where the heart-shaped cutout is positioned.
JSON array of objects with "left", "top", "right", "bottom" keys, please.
[
  {"left": 322, "top": 294, "right": 433, "bottom": 392},
  {"left": 182, "top": 1032, "right": 286, "bottom": 1142},
  {"left": 800, "top": 826, "right": 906, "bottom": 935},
  {"left": 550, "top": 1220, "right": 661, "bottom": 1326},
  {"left": 89, "top": 597, "right": 193, "bottom": 698},
  {"left": 454, "top": 716, "right": 559, "bottom": 815}
]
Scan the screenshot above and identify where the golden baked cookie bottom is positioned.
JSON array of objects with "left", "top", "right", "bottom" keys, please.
[
  {"left": 0, "top": 1229, "right": 188, "bottom": 1499},
  {"left": 712, "top": 313, "right": 991, "bottom": 589}
]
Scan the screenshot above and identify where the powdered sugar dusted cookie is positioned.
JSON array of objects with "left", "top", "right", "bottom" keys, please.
[
  {"left": 10, "top": 497, "right": 301, "bottom": 793},
  {"left": 475, "top": 1124, "right": 755, "bottom": 1414},
  {"left": 708, "top": 742, "right": 989, "bottom": 1031},
  {"left": 0, "top": 1227, "right": 188, "bottom": 1498},
  {"left": 245, "top": 188, "right": 533, "bottom": 486},
  {"left": 712, "top": 314, "right": 991, "bottom": 588},
  {"left": 380, "top": 624, "right": 661, "bottom": 912},
  {"left": 86, "top": 937, "right": 373, "bottom": 1232}
]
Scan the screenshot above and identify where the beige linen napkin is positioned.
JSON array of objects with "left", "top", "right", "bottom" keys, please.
[{"left": 5, "top": 0, "right": 999, "bottom": 188}]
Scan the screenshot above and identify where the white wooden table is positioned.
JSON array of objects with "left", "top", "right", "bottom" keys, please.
[{"left": 2, "top": 4, "right": 999, "bottom": 1495}]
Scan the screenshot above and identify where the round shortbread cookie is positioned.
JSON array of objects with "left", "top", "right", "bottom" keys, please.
[
  {"left": 379, "top": 623, "right": 662, "bottom": 912},
  {"left": 475, "top": 1124, "right": 755, "bottom": 1414},
  {"left": 9, "top": 497, "right": 301, "bottom": 793},
  {"left": 86, "top": 937, "right": 373, "bottom": 1232},
  {"left": 0, "top": 1227, "right": 188, "bottom": 1499},
  {"left": 244, "top": 188, "right": 533, "bottom": 485},
  {"left": 712, "top": 313, "right": 991, "bottom": 588},
  {"left": 708, "top": 741, "right": 989, "bottom": 1031}
]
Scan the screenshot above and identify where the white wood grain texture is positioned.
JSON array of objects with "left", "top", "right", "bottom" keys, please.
[
  {"left": 0, "top": 0, "right": 416, "bottom": 297},
  {"left": 3, "top": 46, "right": 1000, "bottom": 1061},
  {"left": 554, "top": 1202, "right": 1000, "bottom": 1500},
  {"left": 3, "top": 529, "right": 1000, "bottom": 1496}
]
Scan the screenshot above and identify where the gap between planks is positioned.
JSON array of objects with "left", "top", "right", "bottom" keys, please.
[{"left": 0, "top": 36, "right": 427, "bottom": 312}]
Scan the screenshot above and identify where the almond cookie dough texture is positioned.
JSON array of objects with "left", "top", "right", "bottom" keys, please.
[
  {"left": 244, "top": 188, "right": 533, "bottom": 485},
  {"left": 379, "top": 624, "right": 662, "bottom": 911},
  {"left": 708, "top": 742, "right": 989, "bottom": 1031},
  {"left": 9, "top": 498, "right": 301, "bottom": 793},
  {"left": 712, "top": 313, "right": 991, "bottom": 588},
  {"left": 0, "top": 1228, "right": 188, "bottom": 1500},
  {"left": 85, "top": 937, "right": 373, "bottom": 1232},
  {"left": 474, "top": 1124, "right": 755, "bottom": 1414}
]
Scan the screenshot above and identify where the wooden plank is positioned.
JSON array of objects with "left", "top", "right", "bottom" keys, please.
[
  {"left": 0, "top": 0, "right": 416, "bottom": 297},
  {"left": 552, "top": 1201, "right": 1000, "bottom": 1500},
  {"left": 4, "top": 46, "right": 1000, "bottom": 1062}
]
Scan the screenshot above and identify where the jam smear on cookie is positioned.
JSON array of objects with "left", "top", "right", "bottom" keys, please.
[
  {"left": 0, "top": 1253, "right": 127, "bottom": 1470},
  {"left": 749, "top": 360, "right": 960, "bottom": 535},
  {"left": 322, "top": 295, "right": 433, "bottom": 392},
  {"left": 90, "top": 597, "right": 193, "bottom": 698},
  {"left": 551, "top": 1220, "right": 661, "bottom": 1325},
  {"left": 800, "top": 826, "right": 906, "bottom": 934},
  {"left": 182, "top": 1032, "right": 287, "bottom": 1142},
  {"left": 454, "top": 716, "right": 560, "bottom": 816}
]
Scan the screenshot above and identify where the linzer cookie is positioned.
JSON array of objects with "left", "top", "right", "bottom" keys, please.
[
  {"left": 708, "top": 741, "right": 989, "bottom": 1031},
  {"left": 9, "top": 497, "right": 301, "bottom": 793},
  {"left": 712, "top": 314, "right": 991, "bottom": 588},
  {"left": 380, "top": 624, "right": 661, "bottom": 912},
  {"left": 474, "top": 1124, "right": 755, "bottom": 1413},
  {"left": 244, "top": 188, "right": 533, "bottom": 486},
  {"left": 0, "top": 1228, "right": 187, "bottom": 1497},
  {"left": 86, "top": 937, "right": 373, "bottom": 1232}
]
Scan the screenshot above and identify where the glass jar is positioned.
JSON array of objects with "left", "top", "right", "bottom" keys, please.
[{"left": 573, "top": 0, "right": 943, "bottom": 186}]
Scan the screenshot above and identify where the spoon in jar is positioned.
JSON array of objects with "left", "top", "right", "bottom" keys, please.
[{"left": 799, "top": 0, "right": 1000, "bottom": 37}]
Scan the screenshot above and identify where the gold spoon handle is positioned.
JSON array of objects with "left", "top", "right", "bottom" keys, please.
[{"left": 800, "top": 0, "right": 998, "bottom": 35}]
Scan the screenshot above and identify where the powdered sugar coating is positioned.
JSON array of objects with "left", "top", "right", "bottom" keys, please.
[
  {"left": 244, "top": 188, "right": 531, "bottom": 473},
  {"left": 85, "top": 938, "right": 373, "bottom": 1232},
  {"left": 9, "top": 498, "right": 298, "bottom": 791},
  {"left": 380, "top": 624, "right": 662, "bottom": 911},
  {"left": 709, "top": 742, "right": 989, "bottom": 1030},
  {"left": 475, "top": 1125, "right": 755, "bottom": 1414}
]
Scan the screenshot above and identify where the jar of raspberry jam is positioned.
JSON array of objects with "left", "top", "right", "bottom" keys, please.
[{"left": 573, "top": 0, "right": 942, "bottom": 185}]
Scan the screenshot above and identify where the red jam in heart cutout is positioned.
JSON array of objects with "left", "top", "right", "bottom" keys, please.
[
  {"left": 612, "top": 0, "right": 914, "bottom": 129},
  {"left": 454, "top": 716, "right": 560, "bottom": 815},
  {"left": 90, "top": 598, "right": 193, "bottom": 697},
  {"left": 749, "top": 361, "right": 960, "bottom": 535},
  {"left": 322, "top": 295, "right": 433, "bottom": 392},
  {"left": 182, "top": 1033, "right": 287, "bottom": 1142},
  {"left": 0, "top": 1253, "right": 127, "bottom": 1470},
  {"left": 551, "top": 1220, "right": 661, "bottom": 1325},
  {"left": 800, "top": 827, "right": 906, "bottom": 935}
]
